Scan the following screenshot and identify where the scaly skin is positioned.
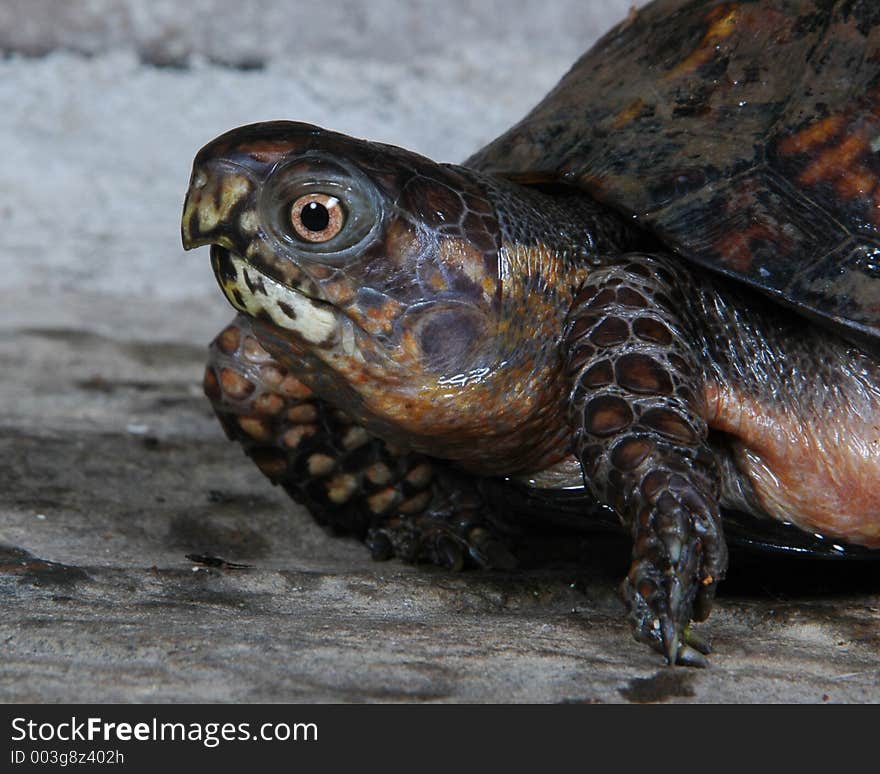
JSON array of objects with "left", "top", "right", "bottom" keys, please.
[
  {"left": 205, "top": 314, "right": 517, "bottom": 571},
  {"left": 564, "top": 253, "right": 727, "bottom": 665},
  {"left": 182, "top": 121, "right": 880, "bottom": 666}
]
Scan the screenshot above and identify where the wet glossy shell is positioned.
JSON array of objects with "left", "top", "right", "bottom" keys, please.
[{"left": 468, "top": 0, "right": 880, "bottom": 343}]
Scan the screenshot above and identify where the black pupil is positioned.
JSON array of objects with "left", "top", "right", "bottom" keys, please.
[{"left": 300, "top": 201, "right": 330, "bottom": 232}]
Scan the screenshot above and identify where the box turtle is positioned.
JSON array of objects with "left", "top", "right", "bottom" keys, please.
[{"left": 181, "top": 0, "right": 880, "bottom": 666}]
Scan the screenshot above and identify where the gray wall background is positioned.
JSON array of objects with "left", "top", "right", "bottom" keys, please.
[{"left": 2, "top": 0, "right": 632, "bottom": 66}]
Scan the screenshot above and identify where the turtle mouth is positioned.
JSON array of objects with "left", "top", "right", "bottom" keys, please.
[{"left": 210, "top": 245, "right": 341, "bottom": 345}]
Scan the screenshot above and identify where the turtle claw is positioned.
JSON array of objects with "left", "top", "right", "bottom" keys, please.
[
  {"left": 660, "top": 626, "right": 711, "bottom": 667},
  {"left": 366, "top": 529, "right": 394, "bottom": 562},
  {"left": 624, "top": 575, "right": 718, "bottom": 667},
  {"left": 617, "top": 465, "right": 727, "bottom": 667},
  {"left": 676, "top": 643, "right": 710, "bottom": 668},
  {"left": 693, "top": 580, "right": 718, "bottom": 622},
  {"left": 365, "top": 514, "right": 515, "bottom": 571},
  {"left": 637, "top": 611, "right": 711, "bottom": 667},
  {"left": 622, "top": 523, "right": 722, "bottom": 667},
  {"left": 661, "top": 616, "right": 680, "bottom": 666},
  {"left": 435, "top": 535, "right": 466, "bottom": 572},
  {"left": 682, "top": 624, "right": 711, "bottom": 655},
  {"left": 466, "top": 527, "right": 518, "bottom": 570}
]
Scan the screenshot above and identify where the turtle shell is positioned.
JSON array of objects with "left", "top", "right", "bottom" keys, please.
[{"left": 467, "top": 0, "right": 880, "bottom": 345}]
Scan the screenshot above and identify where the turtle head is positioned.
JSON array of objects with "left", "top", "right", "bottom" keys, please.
[
  {"left": 183, "top": 121, "right": 504, "bottom": 366},
  {"left": 182, "top": 121, "right": 575, "bottom": 470}
]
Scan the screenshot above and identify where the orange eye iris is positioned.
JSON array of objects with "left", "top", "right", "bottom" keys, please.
[{"left": 289, "top": 193, "right": 345, "bottom": 242}]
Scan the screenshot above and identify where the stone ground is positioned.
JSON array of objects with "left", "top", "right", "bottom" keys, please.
[{"left": 1, "top": 0, "right": 879, "bottom": 704}]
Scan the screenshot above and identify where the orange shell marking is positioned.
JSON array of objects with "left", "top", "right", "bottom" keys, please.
[{"left": 664, "top": 3, "right": 739, "bottom": 81}]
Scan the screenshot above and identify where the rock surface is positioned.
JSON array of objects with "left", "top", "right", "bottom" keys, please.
[{"left": 2, "top": 0, "right": 879, "bottom": 704}]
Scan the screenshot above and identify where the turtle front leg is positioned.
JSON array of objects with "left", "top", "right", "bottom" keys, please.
[
  {"left": 564, "top": 253, "right": 728, "bottom": 666},
  {"left": 203, "top": 314, "right": 514, "bottom": 571}
]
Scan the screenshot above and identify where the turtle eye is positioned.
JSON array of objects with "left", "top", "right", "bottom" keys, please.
[
  {"left": 261, "top": 153, "right": 382, "bottom": 263},
  {"left": 289, "top": 193, "right": 345, "bottom": 243}
]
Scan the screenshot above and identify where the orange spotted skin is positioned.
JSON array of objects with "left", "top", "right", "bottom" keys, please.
[{"left": 181, "top": 0, "right": 880, "bottom": 666}]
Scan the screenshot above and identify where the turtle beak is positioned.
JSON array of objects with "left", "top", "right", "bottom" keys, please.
[
  {"left": 181, "top": 160, "right": 256, "bottom": 253},
  {"left": 180, "top": 168, "right": 208, "bottom": 251},
  {"left": 183, "top": 121, "right": 331, "bottom": 251}
]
